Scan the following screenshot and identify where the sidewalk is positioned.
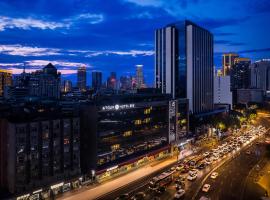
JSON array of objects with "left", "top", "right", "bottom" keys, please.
[{"left": 59, "top": 157, "right": 177, "bottom": 200}]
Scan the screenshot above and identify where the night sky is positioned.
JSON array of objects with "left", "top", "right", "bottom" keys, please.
[{"left": 0, "top": 0, "right": 270, "bottom": 86}]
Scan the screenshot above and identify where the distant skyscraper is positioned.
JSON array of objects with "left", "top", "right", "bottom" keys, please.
[
  {"left": 155, "top": 20, "right": 214, "bottom": 114},
  {"left": 230, "top": 57, "right": 251, "bottom": 90},
  {"left": 107, "top": 72, "right": 117, "bottom": 90},
  {"left": 29, "top": 63, "right": 61, "bottom": 99},
  {"left": 222, "top": 53, "right": 239, "bottom": 76},
  {"left": 136, "top": 65, "right": 144, "bottom": 89},
  {"left": 92, "top": 71, "right": 102, "bottom": 91},
  {"left": 62, "top": 80, "right": 72, "bottom": 93},
  {"left": 250, "top": 59, "right": 270, "bottom": 92},
  {"left": 77, "top": 66, "right": 87, "bottom": 91},
  {"left": 0, "top": 69, "right": 12, "bottom": 96},
  {"left": 120, "top": 75, "right": 132, "bottom": 90}
]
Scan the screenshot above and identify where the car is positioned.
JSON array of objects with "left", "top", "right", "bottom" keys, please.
[
  {"left": 187, "top": 173, "right": 197, "bottom": 181},
  {"left": 246, "top": 150, "right": 251, "bottom": 155},
  {"left": 115, "top": 194, "right": 129, "bottom": 200},
  {"left": 210, "top": 172, "right": 218, "bottom": 179},
  {"left": 203, "top": 152, "right": 210, "bottom": 157},
  {"left": 176, "top": 165, "right": 184, "bottom": 171},
  {"left": 175, "top": 184, "right": 182, "bottom": 190},
  {"left": 202, "top": 184, "right": 211, "bottom": 192},
  {"left": 156, "top": 186, "right": 166, "bottom": 194},
  {"left": 204, "top": 158, "right": 212, "bottom": 165},
  {"left": 174, "top": 189, "right": 185, "bottom": 199},
  {"left": 197, "top": 163, "right": 206, "bottom": 170},
  {"left": 189, "top": 169, "right": 198, "bottom": 175},
  {"left": 131, "top": 192, "right": 146, "bottom": 200}
]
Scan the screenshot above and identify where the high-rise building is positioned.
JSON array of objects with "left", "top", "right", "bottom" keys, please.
[
  {"left": 120, "top": 75, "right": 132, "bottom": 90},
  {"left": 28, "top": 63, "right": 61, "bottom": 99},
  {"left": 0, "top": 69, "right": 12, "bottom": 96},
  {"left": 62, "top": 80, "right": 72, "bottom": 93},
  {"left": 92, "top": 71, "right": 102, "bottom": 91},
  {"left": 222, "top": 53, "right": 239, "bottom": 76},
  {"left": 77, "top": 66, "right": 87, "bottom": 91},
  {"left": 250, "top": 59, "right": 270, "bottom": 92},
  {"left": 214, "top": 75, "right": 232, "bottom": 108},
  {"left": 230, "top": 57, "right": 251, "bottom": 90},
  {"left": 155, "top": 20, "right": 214, "bottom": 114},
  {"left": 136, "top": 65, "right": 144, "bottom": 89},
  {"left": 107, "top": 72, "right": 117, "bottom": 90}
]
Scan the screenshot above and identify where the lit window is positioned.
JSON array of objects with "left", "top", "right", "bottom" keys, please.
[
  {"left": 111, "top": 144, "right": 120, "bottom": 151},
  {"left": 144, "top": 108, "right": 151, "bottom": 115},
  {"left": 64, "top": 138, "right": 70, "bottom": 145},
  {"left": 144, "top": 118, "right": 151, "bottom": 123},
  {"left": 123, "top": 131, "right": 132, "bottom": 137},
  {"left": 134, "top": 120, "right": 142, "bottom": 125}
]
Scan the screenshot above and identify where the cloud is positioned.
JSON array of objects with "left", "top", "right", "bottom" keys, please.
[
  {"left": 0, "top": 16, "right": 68, "bottom": 31},
  {"left": 0, "top": 44, "right": 61, "bottom": 56},
  {"left": 72, "top": 13, "right": 104, "bottom": 24},
  {"left": 238, "top": 48, "right": 270, "bottom": 54},
  {"left": 25, "top": 60, "right": 88, "bottom": 68},
  {"left": 8, "top": 67, "right": 77, "bottom": 75},
  {"left": 215, "top": 40, "right": 245, "bottom": 46},
  {"left": 86, "top": 50, "right": 154, "bottom": 57}
]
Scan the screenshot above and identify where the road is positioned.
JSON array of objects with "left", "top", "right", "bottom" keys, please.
[{"left": 194, "top": 139, "right": 266, "bottom": 200}]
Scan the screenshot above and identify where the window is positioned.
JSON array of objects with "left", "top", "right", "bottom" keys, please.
[
  {"left": 144, "top": 118, "right": 151, "bottom": 123},
  {"left": 134, "top": 119, "right": 142, "bottom": 125},
  {"left": 144, "top": 108, "right": 151, "bottom": 115},
  {"left": 123, "top": 131, "right": 132, "bottom": 137},
  {"left": 111, "top": 144, "right": 120, "bottom": 151}
]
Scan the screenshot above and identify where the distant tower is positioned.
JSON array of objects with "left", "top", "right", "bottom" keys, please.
[
  {"left": 136, "top": 65, "right": 144, "bottom": 89},
  {"left": 92, "top": 71, "right": 102, "bottom": 91},
  {"left": 0, "top": 68, "right": 12, "bottom": 96},
  {"left": 77, "top": 66, "right": 87, "bottom": 91},
  {"left": 107, "top": 72, "right": 117, "bottom": 90},
  {"left": 222, "top": 53, "right": 239, "bottom": 76}
]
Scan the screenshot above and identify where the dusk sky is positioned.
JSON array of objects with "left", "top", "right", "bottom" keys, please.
[{"left": 0, "top": 0, "right": 270, "bottom": 86}]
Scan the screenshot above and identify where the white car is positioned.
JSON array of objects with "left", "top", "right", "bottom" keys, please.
[
  {"left": 202, "top": 184, "right": 211, "bottom": 192},
  {"left": 203, "top": 152, "right": 210, "bottom": 157},
  {"left": 187, "top": 173, "right": 197, "bottom": 181},
  {"left": 189, "top": 169, "right": 198, "bottom": 175},
  {"left": 210, "top": 172, "right": 218, "bottom": 179},
  {"left": 174, "top": 189, "right": 185, "bottom": 199}
]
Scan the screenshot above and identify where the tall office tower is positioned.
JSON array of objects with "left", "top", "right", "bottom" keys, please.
[
  {"left": 62, "top": 80, "right": 72, "bottom": 93},
  {"left": 155, "top": 20, "right": 214, "bottom": 114},
  {"left": 222, "top": 53, "right": 239, "bottom": 76},
  {"left": 92, "top": 71, "right": 102, "bottom": 91},
  {"left": 77, "top": 66, "right": 87, "bottom": 91},
  {"left": 120, "top": 75, "right": 132, "bottom": 90},
  {"left": 0, "top": 69, "right": 12, "bottom": 96},
  {"left": 107, "top": 72, "right": 117, "bottom": 90},
  {"left": 250, "top": 59, "right": 270, "bottom": 92},
  {"left": 230, "top": 58, "right": 251, "bottom": 90},
  {"left": 136, "top": 65, "right": 144, "bottom": 89}
]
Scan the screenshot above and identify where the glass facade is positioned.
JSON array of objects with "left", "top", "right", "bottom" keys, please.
[{"left": 96, "top": 102, "right": 169, "bottom": 169}]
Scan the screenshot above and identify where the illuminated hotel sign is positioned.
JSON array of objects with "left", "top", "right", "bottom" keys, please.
[{"left": 102, "top": 104, "right": 135, "bottom": 111}]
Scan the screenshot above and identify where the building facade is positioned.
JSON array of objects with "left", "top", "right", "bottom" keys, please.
[
  {"left": 107, "top": 72, "right": 117, "bottom": 90},
  {"left": 0, "top": 69, "right": 12, "bottom": 96},
  {"left": 80, "top": 94, "right": 189, "bottom": 181},
  {"left": 214, "top": 75, "right": 232, "bottom": 108},
  {"left": 136, "top": 65, "right": 144, "bottom": 89},
  {"left": 222, "top": 53, "right": 239, "bottom": 76},
  {"left": 155, "top": 20, "right": 214, "bottom": 114},
  {"left": 92, "top": 71, "right": 102, "bottom": 91},
  {"left": 250, "top": 59, "right": 270, "bottom": 93},
  {"left": 0, "top": 103, "right": 80, "bottom": 199},
  {"left": 77, "top": 66, "right": 87, "bottom": 91},
  {"left": 62, "top": 80, "right": 72, "bottom": 93}
]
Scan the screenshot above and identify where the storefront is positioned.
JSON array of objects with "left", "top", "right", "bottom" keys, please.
[{"left": 50, "top": 182, "right": 64, "bottom": 196}]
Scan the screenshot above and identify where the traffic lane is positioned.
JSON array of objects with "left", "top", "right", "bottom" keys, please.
[{"left": 195, "top": 142, "right": 265, "bottom": 200}]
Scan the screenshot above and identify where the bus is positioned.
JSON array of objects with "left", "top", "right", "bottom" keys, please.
[{"left": 149, "top": 171, "right": 174, "bottom": 190}]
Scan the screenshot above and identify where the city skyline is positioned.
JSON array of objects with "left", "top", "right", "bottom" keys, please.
[{"left": 0, "top": 0, "right": 270, "bottom": 86}]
